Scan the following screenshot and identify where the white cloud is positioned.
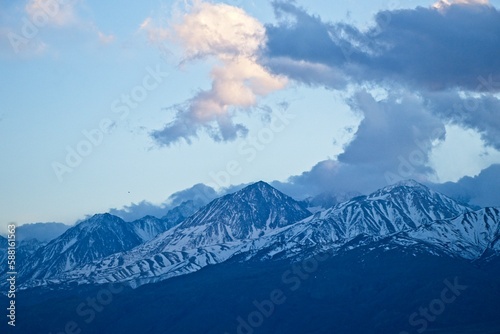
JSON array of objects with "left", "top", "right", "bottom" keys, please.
[
  {"left": 171, "top": 1, "right": 266, "bottom": 60},
  {"left": 22, "top": 0, "right": 115, "bottom": 49},
  {"left": 145, "top": 1, "right": 288, "bottom": 145}
]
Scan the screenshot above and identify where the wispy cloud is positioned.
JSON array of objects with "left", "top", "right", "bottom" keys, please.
[
  {"left": 1, "top": 0, "right": 114, "bottom": 56},
  {"left": 25, "top": 0, "right": 78, "bottom": 27}
]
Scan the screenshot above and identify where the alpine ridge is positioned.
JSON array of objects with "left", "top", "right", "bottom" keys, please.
[
  {"left": 17, "top": 213, "right": 172, "bottom": 283},
  {"left": 17, "top": 179, "right": 498, "bottom": 291}
]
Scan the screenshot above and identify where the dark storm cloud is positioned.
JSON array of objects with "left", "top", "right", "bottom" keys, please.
[{"left": 265, "top": 1, "right": 500, "bottom": 91}]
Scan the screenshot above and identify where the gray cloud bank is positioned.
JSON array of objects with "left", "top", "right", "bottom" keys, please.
[
  {"left": 263, "top": 1, "right": 500, "bottom": 204},
  {"left": 265, "top": 1, "right": 500, "bottom": 91}
]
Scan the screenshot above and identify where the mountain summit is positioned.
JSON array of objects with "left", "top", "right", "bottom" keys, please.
[
  {"left": 328, "top": 180, "right": 471, "bottom": 236},
  {"left": 173, "top": 181, "right": 311, "bottom": 244},
  {"left": 132, "top": 181, "right": 312, "bottom": 254}
]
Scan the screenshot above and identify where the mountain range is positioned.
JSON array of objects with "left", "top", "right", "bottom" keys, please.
[
  {"left": 11, "top": 179, "right": 499, "bottom": 290},
  {"left": 3, "top": 180, "right": 500, "bottom": 333}
]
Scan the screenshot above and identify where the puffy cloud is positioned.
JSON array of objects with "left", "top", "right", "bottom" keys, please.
[
  {"left": 171, "top": 2, "right": 265, "bottom": 60},
  {"left": 146, "top": 1, "right": 287, "bottom": 145},
  {"left": 274, "top": 89, "right": 499, "bottom": 204},
  {"left": 109, "top": 200, "right": 173, "bottom": 222},
  {"left": 166, "top": 183, "right": 218, "bottom": 207},
  {"left": 339, "top": 91, "right": 445, "bottom": 171},
  {"left": 271, "top": 160, "right": 341, "bottom": 199},
  {"left": 275, "top": 91, "right": 446, "bottom": 197}
]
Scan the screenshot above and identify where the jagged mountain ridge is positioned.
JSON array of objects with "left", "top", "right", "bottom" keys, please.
[
  {"left": 19, "top": 179, "right": 495, "bottom": 290},
  {"left": 151, "top": 181, "right": 312, "bottom": 251},
  {"left": 243, "top": 179, "right": 472, "bottom": 259},
  {"left": 404, "top": 206, "right": 500, "bottom": 260},
  {"left": 326, "top": 179, "right": 470, "bottom": 236},
  {"left": 330, "top": 207, "right": 500, "bottom": 263},
  {"left": 18, "top": 213, "right": 173, "bottom": 281},
  {"left": 45, "top": 182, "right": 312, "bottom": 288}
]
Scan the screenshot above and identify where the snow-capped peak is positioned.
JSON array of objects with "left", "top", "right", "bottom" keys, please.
[
  {"left": 152, "top": 181, "right": 312, "bottom": 249},
  {"left": 374, "top": 179, "right": 429, "bottom": 195}
]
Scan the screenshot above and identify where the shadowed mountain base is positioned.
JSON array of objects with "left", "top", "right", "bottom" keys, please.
[{"left": 5, "top": 244, "right": 500, "bottom": 334}]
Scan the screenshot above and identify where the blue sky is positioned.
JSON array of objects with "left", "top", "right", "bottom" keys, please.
[{"left": 1, "top": 0, "right": 500, "bottom": 229}]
